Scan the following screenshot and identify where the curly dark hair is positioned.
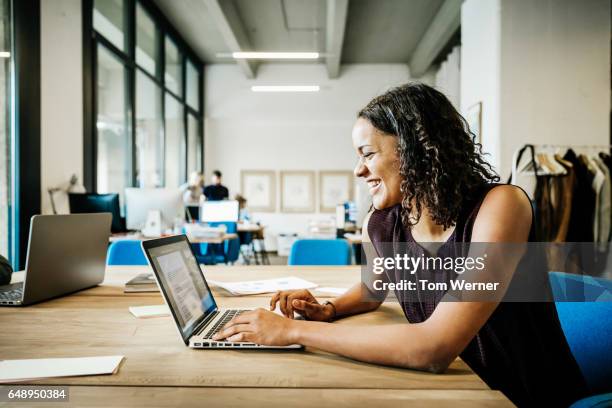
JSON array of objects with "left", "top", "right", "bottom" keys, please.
[{"left": 358, "top": 82, "right": 499, "bottom": 229}]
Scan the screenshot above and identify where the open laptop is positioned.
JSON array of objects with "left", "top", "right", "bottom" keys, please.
[
  {"left": 142, "top": 235, "right": 301, "bottom": 349},
  {"left": 0, "top": 213, "right": 111, "bottom": 306}
]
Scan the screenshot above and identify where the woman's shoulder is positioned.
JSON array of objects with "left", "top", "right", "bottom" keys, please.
[{"left": 471, "top": 184, "right": 533, "bottom": 242}]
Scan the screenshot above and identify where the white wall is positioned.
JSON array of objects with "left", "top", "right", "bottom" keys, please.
[
  {"left": 460, "top": 0, "right": 502, "bottom": 171},
  {"left": 40, "top": 0, "right": 84, "bottom": 214},
  {"left": 499, "top": 0, "right": 610, "bottom": 175},
  {"left": 435, "top": 45, "right": 461, "bottom": 109},
  {"left": 461, "top": 0, "right": 611, "bottom": 177},
  {"left": 204, "top": 63, "right": 412, "bottom": 248}
]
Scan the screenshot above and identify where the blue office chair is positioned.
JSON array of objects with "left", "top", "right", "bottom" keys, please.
[
  {"left": 548, "top": 271, "right": 612, "bottom": 405},
  {"left": 107, "top": 240, "right": 148, "bottom": 265},
  {"left": 288, "top": 239, "right": 351, "bottom": 266}
]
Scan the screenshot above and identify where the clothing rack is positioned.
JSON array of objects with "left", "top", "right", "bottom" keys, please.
[
  {"left": 511, "top": 143, "right": 612, "bottom": 247},
  {"left": 511, "top": 144, "right": 612, "bottom": 184}
]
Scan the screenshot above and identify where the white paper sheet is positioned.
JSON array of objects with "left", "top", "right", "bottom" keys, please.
[
  {"left": 129, "top": 305, "right": 170, "bottom": 318},
  {"left": 314, "top": 287, "right": 348, "bottom": 295},
  {"left": 208, "top": 277, "right": 317, "bottom": 296},
  {"left": 0, "top": 356, "right": 124, "bottom": 383}
]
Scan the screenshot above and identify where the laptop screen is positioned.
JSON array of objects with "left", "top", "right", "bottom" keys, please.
[{"left": 145, "top": 238, "right": 217, "bottom": 342}]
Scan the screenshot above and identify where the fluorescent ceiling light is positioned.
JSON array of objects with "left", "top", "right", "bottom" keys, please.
[
  {"left": 251, "top": 85, "right": 320, "bottom": 93},
  {"left": 0, "top": 51, "right": 10, "bottom": 58},
  {"left": 233, "top": 52, "right": 319, "bottom": 60}
]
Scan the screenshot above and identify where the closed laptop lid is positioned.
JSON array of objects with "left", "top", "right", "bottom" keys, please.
[
  {"left": 142, "top": 235, "right": 218, "bottom": 344},
  {"left": 22, "top": 213, "right": 111, "bottom": 305}
]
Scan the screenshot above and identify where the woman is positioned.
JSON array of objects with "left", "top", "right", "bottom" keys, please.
[
  {"left": 213, "top": 83, "right": 588, "bottom": 406},
  {"left": 181, "top": 171, "right": 205, "bottom": 206}
]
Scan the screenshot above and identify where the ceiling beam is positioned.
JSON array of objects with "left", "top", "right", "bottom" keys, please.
[
  {"left": 325, "top": 0, "right": 349, "bottom": 78},
  {"left": 204, "top": 0, "right": 257, "bottom": 78},
  {"left": 409, "top": 0, "right": 463, "bottom": 78}
]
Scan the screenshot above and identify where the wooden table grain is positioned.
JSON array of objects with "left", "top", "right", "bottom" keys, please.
[
  {"left": 0, "top": 387, "right": 514, "bottom": 407},
  {"left": 0, "top": 266, "right": 512, "bottom": 407}
]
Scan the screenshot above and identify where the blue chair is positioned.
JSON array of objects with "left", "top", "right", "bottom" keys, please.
[
  {"left": 570, "top": 393, "right": 612, "bottom": 408},
  {"left": 548, "top": 272, "right": 612, "bottom": 400},
  {"left": 288, "top": 239, "right": 351, "bottom": 266},
  {"left": 107, "top": 240, "right": 147, "bottom": 265}
]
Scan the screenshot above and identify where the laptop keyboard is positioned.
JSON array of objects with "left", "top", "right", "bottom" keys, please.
[
  {"left": 0, "top": 283, "right": 23, "bottom": 302},
  {"left": 203, "top": 309, "right": 248, "bottom": 339}
]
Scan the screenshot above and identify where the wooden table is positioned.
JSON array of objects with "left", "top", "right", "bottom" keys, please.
[
  {"left": 0, "top": 266, "right": 513, "bottom": 407},
  {"left": 237, "top": 223, "right": 265, "bottom": 233}
]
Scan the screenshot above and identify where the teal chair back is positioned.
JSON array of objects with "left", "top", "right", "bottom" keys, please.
[
  {"left": 288, "top": 239, "right": 351, "bottom": 266},
  {"left": 107, "top": 240, "right": 147, "bottom": 265},
  {"left": 549, "top": 271, "right": 612, "bottom": 393}
]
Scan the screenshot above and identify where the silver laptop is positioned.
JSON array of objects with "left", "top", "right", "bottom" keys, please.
[
  {"left": 142, "top": 235, "right": 301, "bottom": 349},
  {"left": 0, "top": 213, "right": 111, "bottom": 306}
]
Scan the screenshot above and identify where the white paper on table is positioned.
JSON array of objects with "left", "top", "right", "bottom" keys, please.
[
  {"left": 129, "top": 305, "right": 170, "bottom": 318},
  {"left": 208, "top": 276, "right": 317, "bottom": 296},
  {"left": 315, "top": 287, "right": 348, "bottom": 295},
  {"left": 0, "top": 356, "right": 124, "bottom": 383}
]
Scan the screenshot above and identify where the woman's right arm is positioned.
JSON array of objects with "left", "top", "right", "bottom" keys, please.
[{"left": 271, "top": 212, "right": 383, "bottom": 321}]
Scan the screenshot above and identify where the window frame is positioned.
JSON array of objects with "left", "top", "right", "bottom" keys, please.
[{"left": 83, "top": 0, "right": 204, "bottom": 193}]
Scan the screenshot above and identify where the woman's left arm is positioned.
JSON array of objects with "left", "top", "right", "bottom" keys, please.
[{"left": 214, "top": 186, "right": 532, "bottom": 372}]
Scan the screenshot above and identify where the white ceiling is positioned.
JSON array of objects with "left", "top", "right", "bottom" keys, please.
[{"left": 152, "top": 0, "right": 460, "bottom": 77}]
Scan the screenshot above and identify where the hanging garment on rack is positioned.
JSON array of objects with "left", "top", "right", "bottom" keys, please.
[
  {"left": 564, "top": 149, "right": 596, "bottom": 243},
  {"left": 599, "top": 151, "right": 612, "bottom": 173},
  {"left": 582, "top": 155, "right": 605, "bottom": 242},
  {"left": 592, "top": 156, "right": 611, "bottom": 244},
  {"left": 551, "top": 155, "right": 575, "bottom": 242}
]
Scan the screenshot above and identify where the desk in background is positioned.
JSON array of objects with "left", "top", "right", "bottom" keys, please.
[
  {"left": 237, "top": 223, "right": 269, "bottom": 265},
  {"left": 0, "top": 266, "right": 512, "bottom": 407},
  {"left": 110, "top": 232, "right": 238, "bottom": 244}
]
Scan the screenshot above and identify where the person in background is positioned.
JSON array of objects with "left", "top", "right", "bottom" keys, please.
[
  {"left": 181, "top": 171, "right": 205, "bottom": 221},
  {"left": 203, "top": 170, "right": 229, "bottom": 201},
  {"left": 0, "top": 255, "right": 13, "bottom": 286},
  {"left": 235, "top": 194, "right": 250, "bottom": 222},
  {"left": 181, "top": 171, "right": 205, "bottom": 206}
]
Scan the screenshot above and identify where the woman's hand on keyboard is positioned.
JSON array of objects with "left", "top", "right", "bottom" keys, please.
[
  {"left": 269, "top": 289, "right": 334, "bottom": 321},
  {"left": 212, "top": 308, "right": 297, "bottom": 346}
]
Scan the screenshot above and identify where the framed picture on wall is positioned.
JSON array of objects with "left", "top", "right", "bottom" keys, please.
[
  {"left": 280, "top": 171, "right": 315, "bottom": 213},
  {"left": 319, "top": 171, "right": 354, "bottom": 213},
  {"left": 240, "top": 170, "right": 276, "bottom": 212},
  {"left": 466, "top": 101, "right": 483, "bottom": 143}
]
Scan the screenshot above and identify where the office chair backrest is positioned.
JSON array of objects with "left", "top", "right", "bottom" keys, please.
[
  {"left": 208, "top": 221, "right": 239, "bottom": 263},
  {"left": 107, "top": 240, "right": 148, "bottom": 266},
  {"left": 549, "top": 271, "right": 612, "bottom": 392},
  {"left": 288, "top": 239, "right": 351, "bottom": 266}
]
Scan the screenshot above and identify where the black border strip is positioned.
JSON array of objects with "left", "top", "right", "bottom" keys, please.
[{"left": 13, "top": 0, "right": 41, "bottom": 269}]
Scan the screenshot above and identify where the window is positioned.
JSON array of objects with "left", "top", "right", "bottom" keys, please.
[
  {"left": 0, "top": 0, "right": 11, "bottom": 258},
  {"left": 93, "top": 0, "right": 126, "bottom": 52},
  {"left": 164, "top": 94, "right": 184, "bottom": 189},
  {"left": 135, "top": 3, "right": 158, "bottom": 77},
  {"left": 186, "top": 59, "right": 199, "bottom": 109},
  {"left": 164, "top": 37, "right": 181, "bottom": 96},
  {"left": 96, "top": 45, "right": 131, "bottom": 202},
  {"left": 85, "top": 0, "right": 203, "bottom": 196},
  {"left": 135, "top": 71, "right": 163, "bottom": 187},
  {"left": 187, "top": 113, "right": 201, "bottom": 175}
]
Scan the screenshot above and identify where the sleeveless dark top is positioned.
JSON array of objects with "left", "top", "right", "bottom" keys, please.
[{"left": 368, "top": 184, "right": 588, "bottom": 407}]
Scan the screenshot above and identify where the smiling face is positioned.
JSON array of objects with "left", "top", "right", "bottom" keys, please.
[{"left": 352, "top": 118, "right": 403, "bottom": 210}]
